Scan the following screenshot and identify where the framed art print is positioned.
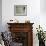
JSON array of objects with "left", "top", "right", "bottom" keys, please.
[{"left": 14, "top": 5, "right": 27, "bottom": 16}]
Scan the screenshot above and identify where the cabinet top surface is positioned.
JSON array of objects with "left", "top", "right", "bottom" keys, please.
[{"left": 7, "top": 23, "right": 34, "bottom": 25}]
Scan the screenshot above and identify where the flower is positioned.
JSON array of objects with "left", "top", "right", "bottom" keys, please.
[{"left": 36, "top": 25, "right": 45, "bottom": 41}]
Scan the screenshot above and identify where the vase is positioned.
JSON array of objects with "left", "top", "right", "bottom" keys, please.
[{"left": 39, "top": 40, "right": 45, "bottom": 46}]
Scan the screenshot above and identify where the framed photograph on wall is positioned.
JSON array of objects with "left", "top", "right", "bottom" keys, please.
[{"left": 14, "top": 5, "right": 27, "bottom": 16}]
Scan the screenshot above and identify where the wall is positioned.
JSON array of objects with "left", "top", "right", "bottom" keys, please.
[
  {"left": 40, "top": 0, "right": 46, "bottom": 31},
  {"left": 2, "top": 0, "right": 40, "bottom": 30},
  {"left": 40, "top": 0, "right": 46, "bottom": 46},
  {"left": 0, "top": 0, "right": 2, "bottom": 32},
  {"left": 2, "top": 0, "right": 44, "bottom": 46}
]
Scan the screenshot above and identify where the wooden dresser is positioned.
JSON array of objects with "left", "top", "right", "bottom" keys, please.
[{"left": 7, "top": 23, "right": 34, "bottom": 46}]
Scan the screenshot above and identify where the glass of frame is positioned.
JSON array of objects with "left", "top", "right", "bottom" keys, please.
[{"left": 14, "top": 5, "right": 27, "bottom": 16}]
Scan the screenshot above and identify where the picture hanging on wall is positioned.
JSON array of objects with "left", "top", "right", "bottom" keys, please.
[{"left": 14, "top": 5, "right": 27, "bottom": 16}]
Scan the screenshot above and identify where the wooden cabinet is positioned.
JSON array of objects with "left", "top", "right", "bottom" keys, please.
[{"left": 7, "top": 23, "right": 34, "bottom": 46}]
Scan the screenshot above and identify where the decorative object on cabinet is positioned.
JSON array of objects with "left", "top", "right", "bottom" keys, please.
[
  {"left": 7, "top": 23, "right": 34, "bottom": 46},
  {"left": 8, "top": 19, "right": 19, "bottom": 23},
  {"left": 25, "top": 20, "right": 30, "bottom": 23},
  {"left": 14, "top": 5, "right": 27, "bottom": 16}
]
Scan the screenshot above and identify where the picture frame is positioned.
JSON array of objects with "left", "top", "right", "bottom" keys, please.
[{"left": 14, "top": 5, "right": 27, "bottom": 16}]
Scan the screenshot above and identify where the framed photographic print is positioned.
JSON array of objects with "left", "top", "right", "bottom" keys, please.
[{"left": 14, "top": 5, "right": 27, "bottom": 16}]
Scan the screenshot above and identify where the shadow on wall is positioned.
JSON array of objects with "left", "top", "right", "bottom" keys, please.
[
  {"left": 0, "top": 16, "right": 2, "bottom": 32},
  {"left": 40, "top": 0, "right": 46, "bottom": 14},
  {"left": 0, "top": 0, "right": 2, "bottom": 32}
]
